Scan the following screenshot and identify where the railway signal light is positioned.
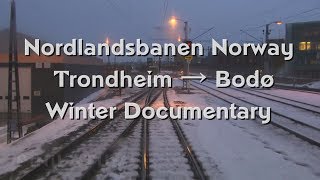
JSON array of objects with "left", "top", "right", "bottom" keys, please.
[
  {"left": 185, "top": 40, "right": 192, "bottom": 49},
  {"left": 184, "top": 40, "right": 192, "bottom": 57}
]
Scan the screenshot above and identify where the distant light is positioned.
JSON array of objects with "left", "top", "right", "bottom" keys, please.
[
  {"left": 299, "top": 42, "right": 306, "bottom": 51},
  {"left": 276, "top": 21, "right": 283, "bottom": 25},
  {"left": 306, "top": 41, "right": 311, "bottom": 50},
  {"left": 169, "top": 16, "right": 177, "bottom": 27},
  {"left": 105, "top": 38, "right": 110, "bottom": 45},
  {"left": 178, "top": 35, "right": 181, "bottom": 42}
]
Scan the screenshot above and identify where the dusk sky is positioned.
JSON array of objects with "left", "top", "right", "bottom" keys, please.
[{"left": 0, "top": 0, "right": 319, "bottom": 46}]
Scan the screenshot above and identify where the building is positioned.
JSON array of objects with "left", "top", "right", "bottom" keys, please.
[
  {"left": 201, "top": 45, "right": 264, "bottom": 76},
  {"left": 286, "top": 21, "right": 320, "bottom": 78},
  {"left": 266, "top": 39, "right": 285, "bottom": 75},
  {"left": 0, "top": 29, "right": 106, "bottom": 115}
]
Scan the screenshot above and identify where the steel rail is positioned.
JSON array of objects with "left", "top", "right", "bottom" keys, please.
[{"left": 163, "top": 88, "right": 207, "bottom": 180}]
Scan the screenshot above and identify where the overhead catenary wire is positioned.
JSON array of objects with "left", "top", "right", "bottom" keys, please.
[
  {"left": 283, "top": 7, "right": 320, "bottom": 21},
  {"left": 243, "top": 7, "right": 320, "bottom": 31},
  {"left": 191, "top": 26, "right": 214, "bottom": 41},
  {"left": 223, "top": 7, "right": 320, "bottom": 43},
  {"left": 240, "top": 30, "right": 263, "bottom": 44},
  {"left": 162, "top": 0, "right": 169, "bottom": 24},
  {"left": 286, "top": 11, "right": 320, "bottom": 23}
]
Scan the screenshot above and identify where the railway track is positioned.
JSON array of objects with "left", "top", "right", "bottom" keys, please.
[
  {"left": 206, "top": 81, "right": 320, "bottom": 113},
  {"left": 75, "top": 88, "right": 162, "bottom": 180},
  {"left": 88, "top": 88, "right": 208, "bottom": 180},
  {"left": 95, "top": 88, "right": 208, "bottom": 180},
  {"left": 3, "top": 87, "right": 210, "bottom": 179},
  {"left": 141, "top": 89, "right": 151, "bottom": 180},
  {"left": 83, "top": 88, "right": 163, "bottom": 180},
  {"left": 96, "top": 88, "right": 208, "bottom": 180},
  {"left": 203, "top": 81, "right": 320, "bottom": 129},
  {"left": 38, "top": 88, "right": 159, "bottom": 180},
  {"left": 1, "top": 89, "right": 151, "bottom": 180},
  {"left": 160, "top": 89, "right": 208, "bottom": 180},
  {"left": 274, "top": 85, "right": 320, "bottom": 95},
  {"left": 191, "top": 81, "right": 320, "bottom": 147}
]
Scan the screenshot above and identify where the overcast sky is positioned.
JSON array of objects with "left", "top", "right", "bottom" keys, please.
[{"left": 0, "top": 0, "right": 319, "bottom": 46}]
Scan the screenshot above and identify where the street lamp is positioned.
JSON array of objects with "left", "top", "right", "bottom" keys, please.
[
  {"left": 169, "top": 17, "right": 177, "bottom": 28},
  {"left": 168, "top": 16, "right": 191, "bottom": 93},
  {"left": 105, "top": 37, "right": 110, "bottom": 64},
  {"left": 169, "top": 16, "right": 189, "bottom": 42},
  {"left": 264, "top": 20, "right": 283, "bottom": 74},
  {"left": 265, "top": 21, "right": 283, "bottom": 43}
]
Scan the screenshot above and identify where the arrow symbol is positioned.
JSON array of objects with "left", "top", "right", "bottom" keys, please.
[{"left": 181, "top": 73, "right": 207, "bottom": 83}]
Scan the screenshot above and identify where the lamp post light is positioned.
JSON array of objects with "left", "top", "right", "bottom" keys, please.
[
  {"left": 169, "top": 16, "right": 189, "bottom": 42},
  {"left": 169, "top": 16, "right": 191, "bottom": 93},
  {"left": 105, "top": 37, "right": 110, "bottom": 65},
  {"left": 264, "top": 21, "right": 283, "bottom": 74},
  {"left": 265, "top": 21, "right": 282, "bottom": 43}
]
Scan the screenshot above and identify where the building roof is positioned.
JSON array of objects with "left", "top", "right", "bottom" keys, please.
[
  {"left": 0, "top": 29, "right": 105, "bottom": 65},
  {"left": 287, "top": 20, "right": 320, "bottom": 26}
]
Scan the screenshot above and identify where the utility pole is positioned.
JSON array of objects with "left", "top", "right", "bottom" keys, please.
[
  {"left": 264, "top": 24, "right": 271, "bottom": 75},
  {"left": 184, "top": 21, "right": 189, "bottom": 42},
  {"left": 7, "top": 0, "right": 22, "bottom": 143},
  {"left": 158, "top": 56, "right": 161, "bottom": 73},
  {"left": 114, "top": 48, "right": 117, "bottom": 70},
  {"left": 184, "top": 21, "right": 191, "bottom": 93},
  {"left": 263, "top": 21, "right": 282, "bottom": 75}
]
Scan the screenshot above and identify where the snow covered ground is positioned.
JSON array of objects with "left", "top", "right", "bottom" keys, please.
[
  {"left": 167, "top": 79, "right": 320, "bottom": 180},
  {"left": 0, "top": 87, "right": 139, "bottom": 176},
  {"left": 149, "top": 97, "right": 198, "bottom": 180},
  {"left": 203, "top": 82, "right": 320, "bottom": 128},
  {"left": 277, "top": 80, "right": 320, "bottom": 90},
  {"left": 256, "top": 88, "right": 320, "bottom": 106},
  {"left": 303, "top": 80, "right": 320, "bottom": 89},
  {"left": 94, "top": 119, "right": 141, "bottom": 180},
  {"left": 208, "top": 79, "right": 320, "bottom": 106},
  {"left": 1, "top": 76, "right": 320, "bottom": 179}
]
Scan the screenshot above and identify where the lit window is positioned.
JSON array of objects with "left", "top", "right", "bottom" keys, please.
[
  {"left": 299, "top": 42, "right": 306, "bottom": 51},
  {"left": 306, "top": 42, "right": 311, "bottom": 50}
]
